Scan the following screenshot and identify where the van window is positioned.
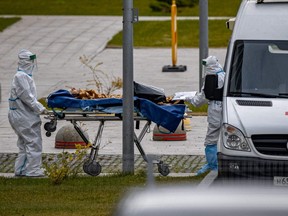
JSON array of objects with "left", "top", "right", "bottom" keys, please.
[{"left": 228, "top": 40, "right": 288, "bottom": 97}]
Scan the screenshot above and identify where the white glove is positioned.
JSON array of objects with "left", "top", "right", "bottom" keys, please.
[
  {"left": 186, "top": 91, "right": 208, "bottom": 107},
  {"left": 185, "top": 96, "right": 194, "bottom": 101}
]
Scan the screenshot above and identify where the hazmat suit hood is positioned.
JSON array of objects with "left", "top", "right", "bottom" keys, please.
[
  {"left": 202, "top": 55, "right": 223, "bottom": 75},
  {"left": 202, "top": 55, "right": 225, "bottom": 89},
  {"left": 18, "top": 49, "right": 37, "bottom": 76}
]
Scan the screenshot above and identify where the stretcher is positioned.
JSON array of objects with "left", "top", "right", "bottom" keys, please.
[{"left": 43, "top": 89, "right": 186, "bottom": 176}]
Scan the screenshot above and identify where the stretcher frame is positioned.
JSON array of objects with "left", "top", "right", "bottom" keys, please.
[{"left": 44, "top": 110, "right": 170, "bottom": 176}]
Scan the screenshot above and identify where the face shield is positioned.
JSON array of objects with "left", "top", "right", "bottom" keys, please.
[
  {"left": 202, "top": 56, "right": 223, "bottom": 76},
  {"left": 18, "top": 49, "right": 38, "bottom": 76}
]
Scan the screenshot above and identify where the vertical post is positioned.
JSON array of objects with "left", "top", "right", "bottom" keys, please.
[
  {"left": 162, "top": 0, "right": 187, "bottom": 72},
  {"left": 171, "top": 0, "right": 177, "bottom": 66},
  {"left": 199, "top": 0, "right": 209, "bottom": 91},
  {"left": 122, "top": 0, "right": 135, "bottom": 174}
]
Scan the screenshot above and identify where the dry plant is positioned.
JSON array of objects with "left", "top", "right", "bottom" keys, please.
[
  {"left": 79, "top": 55, "right": 122, "bottom": 96},
  {"left": 43, "top": 144, "right": 91, "bottom": 185}
]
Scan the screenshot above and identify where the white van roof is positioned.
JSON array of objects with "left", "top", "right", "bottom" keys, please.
[
  {"left": 257, "top": 0, "right": 288, "bottom": 3},
  {"left": 232, "top": 0, "right": 288, "bottom": 40}
]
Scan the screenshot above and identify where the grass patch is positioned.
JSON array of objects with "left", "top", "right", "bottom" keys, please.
[
  {"left": 187, "top": 103, "right": 208, "bottom": 114},
  {"left": 0, "top": 173, "right": 203, "bottom": 216},
  {"left": 0, "top": 18, "right": 231, "bottom": 49},
  {"left": 0, "top": 0, "right": 241, "bottom": 16},
  {"left": 0, "top": 17, "right": 21, "bottom": 32},
  {"left": 108, "top": 19, "right": 231, "bottom": 48}
]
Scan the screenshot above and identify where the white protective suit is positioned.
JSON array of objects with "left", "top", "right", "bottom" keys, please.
[
  {"left": 8, "top": 49, "right": 46, "bottom": 177},
  {"left": 186, "top": 56, "right": 225, "bottom": 175}
]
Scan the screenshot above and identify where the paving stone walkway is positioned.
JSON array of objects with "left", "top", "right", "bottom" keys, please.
[{"left": 0, "top": 153, "right": 205, "bottom": 176}]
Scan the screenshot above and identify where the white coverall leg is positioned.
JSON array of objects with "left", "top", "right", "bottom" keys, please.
[
  {"left": 9, "top": 115, "right": 43, "bottom": 176},
  {"left": 198, "top": 101, "right": 223, "bottom": 174},
  {"left": 8, "top": 49, "right": 46, "bottom": 177}
]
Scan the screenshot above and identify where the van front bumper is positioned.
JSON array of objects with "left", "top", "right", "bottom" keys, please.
[{"left": 218, "top": 153, "right": 288, "bottom": 179}]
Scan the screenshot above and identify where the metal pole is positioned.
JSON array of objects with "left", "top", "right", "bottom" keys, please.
[
  {"left": 162, "top": 0, "right": 187, "bottom": 72},
  {"left": 122, "top": 0, "right": 135, "bottom": 174},
  {"left": 199, "top": 0, "right": 209, "bottom": 91},
  {"left": 171, "top": 0, "right": 177, "bottom": 67}
]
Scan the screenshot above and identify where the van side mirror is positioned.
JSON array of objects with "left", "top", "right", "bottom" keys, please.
[{"left": 226, "top": 18, "right": 236, "bottom": 31}]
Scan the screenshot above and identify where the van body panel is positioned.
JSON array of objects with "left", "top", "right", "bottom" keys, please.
[
  {"left": 233, "top": 2, "right": 288, "bottom": 40},
  {"left": 226, "top": 97, "right": 288, "bottom": 136},
  {"left": 219, "top": 0, "right": 288, "bottom": 179}
]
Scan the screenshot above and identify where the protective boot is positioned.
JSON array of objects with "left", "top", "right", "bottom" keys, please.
[
  {"left": 206, "top": 144, "right": 218, "bottom": 170},
  {"left": 196, "top": 144, "right": 218, "bottom": 175},
  {"left": 196, "top": 163, "right": 210, "bottom": 176}
]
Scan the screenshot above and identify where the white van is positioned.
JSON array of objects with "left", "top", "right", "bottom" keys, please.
[{"left": 218, "top": 0, "right": 288, "bottom": 184}]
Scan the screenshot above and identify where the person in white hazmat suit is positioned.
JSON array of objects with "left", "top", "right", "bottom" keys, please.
[
  {"left": 8, "top": 49, "right": 48, "bottom": 177},
  {"left": 186, "top": 56, "right": 225, "bottom": 175}
]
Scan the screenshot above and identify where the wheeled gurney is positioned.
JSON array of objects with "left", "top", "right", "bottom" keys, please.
[{"left": 43, "top": 89, "right": 186, "bottom": 176}]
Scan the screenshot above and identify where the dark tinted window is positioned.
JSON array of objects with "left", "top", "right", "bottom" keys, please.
[{"left": 228, "top": 40, "right": 288, "bottom": 96}]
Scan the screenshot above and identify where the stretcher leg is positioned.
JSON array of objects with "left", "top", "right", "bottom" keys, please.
[
  {"left": 71, "top": 120, "right": 90, "bottom": 144},
  {"left": 82, "top": 120, "right": 105, "bottom": 176},
  {"left": 133, "top": 121, "right": 170, "bottom": 176},
  {"left": 43, "top": 112, "right": 170, "bottom": 176},
  {"left": 70, "top": 120, "right": 103, "bottom": 176}
]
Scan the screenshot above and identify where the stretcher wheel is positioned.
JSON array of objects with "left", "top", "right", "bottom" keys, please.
[
  {"left": 83, "top": 160, "right": 102, "bottom": 176},
  {"left": 46, "top": 131, "right": 51, "bottom": 137},
  {"left": 44, "top": 122, "right": 57, "bottom": 132},
  {"left": 157, "top": 162, "right": 170, "bottom": 176},
  {"left": 83, "top": 161, "right": 89, "bottom": 174}
]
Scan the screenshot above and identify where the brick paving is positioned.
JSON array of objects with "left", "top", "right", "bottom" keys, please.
[{"left": 0, "top": 153, "right": 205, "bottom": 175}]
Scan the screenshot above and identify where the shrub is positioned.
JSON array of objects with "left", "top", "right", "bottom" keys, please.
[{"left": 43, "top": 144, "right": 90, "bottom": 185}]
